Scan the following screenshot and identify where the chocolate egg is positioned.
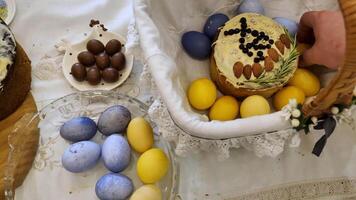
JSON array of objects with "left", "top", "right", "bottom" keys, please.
[
  {"left": 111, "top": 52, "right": 126, "bottom": 71},
  {"left": 77, "top": 51, "right": 95, "bottom": 66},
  {"left": 102, "top": 68, "right": 119, "bottom": 83},
  {"left": 87, "top": 67, "right": 101, "bottom": 85},
  {"left": 96, "top": 53, "right": 110, "bottom": 70},
  {"left": 87, "top": 39, "right": 105, "bottom": 55},
  {"left": 105, "top": 39, "right": 122, "bottom": 55},
  {"left": 71, "top": 63, "right": 86, "bottom": 82}
]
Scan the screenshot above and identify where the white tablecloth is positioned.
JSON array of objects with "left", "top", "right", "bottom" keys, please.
[{"left": 11, "top": 0, "right": 356, "bottom": 199}]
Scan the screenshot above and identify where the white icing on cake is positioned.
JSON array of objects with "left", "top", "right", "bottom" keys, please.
[
  {"left": 213, "top": 13, "right": 293, "bottom": 88},
  {"left": 0, "top": 19, "right": 16, "bottom": 90}
]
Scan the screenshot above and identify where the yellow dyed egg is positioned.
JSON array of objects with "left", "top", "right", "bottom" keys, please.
[
  {"left": 273, "top": 86, "right": 305, "bottom": 110},
  {"left": 209, "top": 96, "right": 239, "bottom": 121},
  {"left": 130, "top": 185, "right": 162, "bottom": 200},
  {"left": 137, "top": 148, "right": 169, "bottom": 184},
  {"left": 240, "top": 95, "right": 270, "bottom": 118},
  {"left": 188, "top": 78, "right": 217, "bottom": 110},
  {"left": 127, "top": 117, "right": 154, "bottom": 153},
  {"left": 288, "top": 68, "right": 320, "bottom": 96}
]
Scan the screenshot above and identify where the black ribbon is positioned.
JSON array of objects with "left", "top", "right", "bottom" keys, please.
[{"left": 312, "top": 117, "right": 337, "bottom": 157}]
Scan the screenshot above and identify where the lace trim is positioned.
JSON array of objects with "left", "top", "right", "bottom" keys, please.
[
  {"left": 147, "top": 95, "right": 298, "bottom": 159},
  {"left": 228, "top": 178, "right": 356, "bottom": 200}
]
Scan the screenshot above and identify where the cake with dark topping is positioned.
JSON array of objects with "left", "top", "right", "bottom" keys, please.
[
  {"left": 0, "top": 19, "right": 31, "bottom": 120},
  {"left": 0, "top": 20, "right": 15, "bottom": 90},
  {"left": 211, "top": 13, "right": 299, "bottom": 97}
]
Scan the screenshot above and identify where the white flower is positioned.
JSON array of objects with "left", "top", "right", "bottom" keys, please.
[
  {"left": 282, "top": 104, "right": 292, "bottom": 113},
  {"left": 289, "top": 99, "right": 298, "bottom": 108},
  {"left": 291, "top": 109, "right": 301, "bottom": 118},
  {"left": 331, "top": 106, "right": 339, "bottom": 115},
  {"left": 311, "top": 116, "right": 318, "bottom": 125},
  {"left": 291, "top": 119, "right": 300, "bottom": 127},
  {"left": 281, "top": 104, "right": 293, "bottom": 121}
]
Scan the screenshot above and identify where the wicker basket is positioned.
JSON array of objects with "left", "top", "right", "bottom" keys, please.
[
  {"left": 302, "top": 0, "right": 356, "bottom": 116},
  {"left": 134, "top": 0, "right": 355, "bottom": 141}
]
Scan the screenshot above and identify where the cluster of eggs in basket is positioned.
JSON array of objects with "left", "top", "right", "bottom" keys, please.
[
  {"left": 71, "top": 39, "right": 125, "bottom": 85},
  {"left": 182, "top": 0, "right": 320, "bottom": 121},
  {"left": 60, "top": 105, "right": 167, "bottom": 200}
]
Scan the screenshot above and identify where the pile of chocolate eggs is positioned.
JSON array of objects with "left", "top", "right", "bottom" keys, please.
[
  {"left": 60, "top": 105, "right": 169, "bottom": 200},
  {"left": 71, "top": 39, "right": 126, "bottom": 85},
  {"left": 181, "top": 0, "right": 298, "bottom": 60}
]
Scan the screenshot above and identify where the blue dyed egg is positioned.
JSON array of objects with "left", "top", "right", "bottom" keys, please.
[
  {"left": 181, "top": 31, "right": 211, "bottom": 60},
  {"left": 95, "top": 173, "right": 133, "bottom": 200},
  {"left": 274, "top": 17, "right": 298, "bottom": 37},
  {"left": 236, "top": 0, "right": 265, "bottom": 15},
  {"left": 203, "top": 13, "right": 229, "bottom": 39},
  {"left": 97, "top": 105, "right": 131, "bottom": 136},
  {"left": 61, "top": 141, "right": 101, "bottom": 173},
  {"left": 102, "top": 134, "right": 131, "bottom": 173},
  {"left": 60, "top": 117, "right": 97, "bottom": 142}
]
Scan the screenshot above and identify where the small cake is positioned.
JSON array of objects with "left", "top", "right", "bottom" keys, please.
[
  {"left": 0, "top": 19, "right": 31, "bottom": 120},
  {"left": 211, "top": 13, "right": 299, "bottom": 97}
]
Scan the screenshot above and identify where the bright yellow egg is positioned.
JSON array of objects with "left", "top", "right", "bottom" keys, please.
[
  {"left": 137, "top": 148, "right": 169, "bottom": 184},
  {"left": 273, "top": 86, "right": 306, "bottom": 110},
  {"left": 209, "top": 96, "right": 239, "bottom": 121},
  {"left": 188, "top": 78, "right": 217, "bottom": 110},
  {"left": 127, "top": 117, "right": 154, "bottom": 153},
  {"left": 130, "top": 185, "right": 162, "bottom": 200},
  {"left": 240, "top": 95, "right": 271, "bottom": 118},
  {"left": 288, "top": 68, "right": 320, "bottom": 96}
]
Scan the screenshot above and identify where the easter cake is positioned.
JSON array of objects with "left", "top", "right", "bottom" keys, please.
[
  {"left": 211, "top": 13, "right": 299, "bottom": 97},
  {"left": 0, "top": 19, "right": 31, "bottom": 120}
]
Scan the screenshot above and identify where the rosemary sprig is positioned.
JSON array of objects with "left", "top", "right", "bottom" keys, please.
[{"left": 245, "top": 29, "right": 299, "bottom": 88}]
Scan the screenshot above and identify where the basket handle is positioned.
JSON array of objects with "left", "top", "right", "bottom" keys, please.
[{"left": 302, "top": 0, "right": 356, "bottom": 116}]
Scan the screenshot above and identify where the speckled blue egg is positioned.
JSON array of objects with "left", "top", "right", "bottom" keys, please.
[
  {"left": 203, "top": 13, "right": 229, "bottom": 39},
  {"left": 273, "top": 17, "right": 298, "bottom": 37},
  {"left": 60, "top": 117, "right": 97, "bottom": 142},
  {"left": 97, "top": 105, "right": 131, "bottom": 136},
  {"left": 102, "top": 134, "right": 131, "bottom": 173},
  {"left": 61, "top": 141, "right": 101, "bottom": 173},
  {"left": 236, "top": 0, "right": 265, "bottom": 15},
  {"left": 181, "top": 31, "right": 211, "bottom": 60},
  {"left": 95, "top": 173, "right": 133, "bottom": 200}
]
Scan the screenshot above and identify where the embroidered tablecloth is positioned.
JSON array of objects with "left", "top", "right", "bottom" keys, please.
[{"left": 9, "top": 0, "right": 356, "bottom": 199}]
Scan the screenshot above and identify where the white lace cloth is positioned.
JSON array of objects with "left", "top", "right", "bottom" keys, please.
[{"left": 10, "top": 0, "right": 356, "bottom": 199}]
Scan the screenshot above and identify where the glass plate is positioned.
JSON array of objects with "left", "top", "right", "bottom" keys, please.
[{"left": 9, "top": 91, "right": 179, "bottom": 200}]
